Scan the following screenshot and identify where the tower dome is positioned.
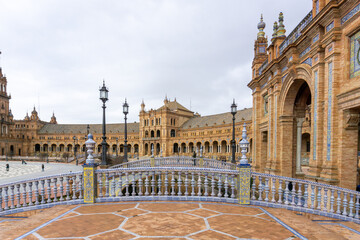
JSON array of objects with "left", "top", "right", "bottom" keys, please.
[
  {"left": 257, "top": 14, "right": 266, "bottom": 39},
  {"left": 257, "top": 14, "right": 266, "bottom": 30}
]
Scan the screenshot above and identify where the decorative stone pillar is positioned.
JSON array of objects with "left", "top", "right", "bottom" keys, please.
[
  {"left": 296, "top": 118, "right": 305, "bottom": 174},
  {"left": 238, "top": 123, "right": 251, "bottom": 205},
  {"left": 83, "top": 133, "right": 97, "bottom": 204}
]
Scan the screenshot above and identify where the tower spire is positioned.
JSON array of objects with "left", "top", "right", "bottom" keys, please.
[
  {"left": 257, "top": 14, "right": 266, "bottom": 39},
  {"left": 277, "top": 12, "right": 286, "bottom": 37},
  {"left": 272, "top": 21, "right": 278, "bottom": 41}
]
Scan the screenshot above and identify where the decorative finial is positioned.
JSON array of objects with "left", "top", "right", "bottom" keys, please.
[
  {"left": 272, "top": 21, "right": 278, "bottom": 41},
  {"left": 85, "top": 133, "right": 96, "bottom": 165},
  {"left": 257, "top": 14, "right": 266, "bottom": 39},
  {"left": 277, "top": 12, "right": 286, "bottom": 37},
  {"left": 239, "top": 123, "right": 250, "bottom": 165}
]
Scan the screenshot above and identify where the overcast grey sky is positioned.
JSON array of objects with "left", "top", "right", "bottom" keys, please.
[{"left": 0, "top": 0, "right": 312, "bottom": 124}]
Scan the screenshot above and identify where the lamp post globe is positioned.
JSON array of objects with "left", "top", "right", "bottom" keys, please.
[
  {"left": 123, "top": 99, "right": 129, "bottom": 163},
  {"left": 99, "top": 81, "right": 109, "bottom": 166},
  {"left": 231, "top": 99, "right": 237, "bottom": 164}
]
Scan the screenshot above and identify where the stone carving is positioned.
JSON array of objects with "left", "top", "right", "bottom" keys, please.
[{"left": 345, "top": 111, "right": 360, "bottom": 130}]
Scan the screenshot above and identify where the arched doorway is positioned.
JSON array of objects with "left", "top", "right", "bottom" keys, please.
[
  {"left": 189, "top": 142, "right": 194, "bottom": 153},
  {"left": 156, "top": 143, "right": 160, "bottom": 155},
  {"left": 173, "top": 143, "right": 179, "bottom": 153},
  {"left": 144, "top": 143, "right": 149, "bottom": 155},
  {"left": 213, "top": 141, "right": 218, "bottom": 153},
  {"left": 281, "top": 79, "right": 312, "bottom": 177},
  {"left": 35, "top": 144, "right": 41, "bottom": 153}
]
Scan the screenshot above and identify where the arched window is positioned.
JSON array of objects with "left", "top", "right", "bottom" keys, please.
[
  {"left": 145, "top": 131, "right": 149, "bottom": 138},
  {"left": 170, "top": 129, "right": 176, "bottom": 137},
  {"left": 156, "top": 130, "right": 160, "bottom": 138},
  {"left": 151, "top": 130, "right": 155, "bottom": 138}
]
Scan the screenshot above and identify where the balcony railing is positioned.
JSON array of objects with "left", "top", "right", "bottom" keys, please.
[{"left": 279, "top": 11, "right": 313, "bottom": 55}]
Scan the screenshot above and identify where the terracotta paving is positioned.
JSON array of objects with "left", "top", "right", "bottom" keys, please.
[{"left": 0, "top": 202, "right": 360, "bottom": 239}]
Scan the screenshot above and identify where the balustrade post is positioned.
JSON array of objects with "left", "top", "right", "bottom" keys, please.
[
  {"left": 4, "top": 187, "right": 9, "bottom": 210},
  {"left": 16, "top": 184, "right": 21, "bottom": 208},
  {"left": 178, "top": 171, "right": 182, "bottom": 196},
  {"left": 0, "top": 188, "right": 2, "bottom": 212},
  {"left": 83, "top": 134, "right": 97, "bottom": 203},
  {"left": 237, "top": 124, "right": 251, "bottom": 204}
]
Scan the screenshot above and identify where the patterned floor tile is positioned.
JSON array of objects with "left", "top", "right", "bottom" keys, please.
[
  {"left": 36, "top": 214, "right": 125, "bottom": 238},
  {"left": 138, "top": 203, "right": 199, "bottom": 212},
  {"left": 75, "top": 203, "right": 136, "bottom": 214},
  {"left": 124, "top": 212, "right": 206, "bottom": 236},
  {"left": 90, "top": 229, "right": 135, "bottom": 240}
]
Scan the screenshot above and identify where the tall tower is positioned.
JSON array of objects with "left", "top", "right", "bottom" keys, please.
[
  {"left": 252, "top": 15, "right": 268, "bottom": 78},
  {"left": 0, "top": 67, "right": 12, "bottom": 136}
]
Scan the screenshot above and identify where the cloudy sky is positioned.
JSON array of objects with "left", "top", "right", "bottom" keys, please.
[{"left": 0, "top": 0, "right": 312, "bottom": 124}]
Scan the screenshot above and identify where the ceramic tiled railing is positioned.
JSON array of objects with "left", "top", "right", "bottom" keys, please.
[
  {"left": 95, "top": 167, "right": 239, "bottom": 204},
  {"left": 0, "top": 172, "right": 83, "bottom": 216},
  {"left": 110, "top": 157, "right": 237, "bottom": 170},
  {"left": 251, "top": 172, "right": 360, "bottom": 224}
]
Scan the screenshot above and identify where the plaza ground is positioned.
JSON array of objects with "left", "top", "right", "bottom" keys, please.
[
  {"left": 0, "top": 161, "right": 82, "bottom": 185},
  {"left": 1, "top": 202, "right": 360, "bottom": 240}
]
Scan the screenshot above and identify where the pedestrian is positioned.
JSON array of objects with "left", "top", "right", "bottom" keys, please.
[
  {"left": 42, "top": 164, "right": 44, "bottom": 172},
  {"left": 6, "top": 163, "right": 9, "bottom": 171}
]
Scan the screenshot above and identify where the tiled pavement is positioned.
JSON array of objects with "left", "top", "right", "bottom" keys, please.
[
  {"left": 0, "top": 202, "right": 360, "bottom": 240},
  {"left": 0, "top": 161, "right": 82, "bottom": 185}
]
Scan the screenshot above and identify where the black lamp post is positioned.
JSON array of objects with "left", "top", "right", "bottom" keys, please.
[
  {"left": 123, "top": 99, "right": 129, "bottom": 163},
  {"left": 116, "top": 137, "right": 119, "bottom": 157},
  {"left": 231, "top": 99, "right": 237, "bottom": 164},
  {"left": 73, "top": 136, "right": 78, "bottom": 165},
  {"left": 99, "top": 81, "right": 109, "bottom": 165},
  {"left": 85, "top": 124, "right": 90, "bottom": 159}
]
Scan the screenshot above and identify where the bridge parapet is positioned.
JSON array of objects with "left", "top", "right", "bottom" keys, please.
[
  {"left": 1, "top": 161, "right": 360, "bottom": 224},
  {"left": 110, "top": 157, "right": 237, "bottom": 170}
]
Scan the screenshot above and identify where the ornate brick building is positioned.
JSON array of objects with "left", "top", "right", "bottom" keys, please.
[
  {"left": 0, "top": 65, "right": 252, "bottom": 162},
  {"left": 249, "top": 0, "right": 360, "bottom": 189}
]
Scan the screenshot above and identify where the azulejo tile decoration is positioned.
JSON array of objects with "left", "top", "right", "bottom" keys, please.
[
  {"left": 326, "top": 62, "right": 333, "bottom": 161},
  {"left": 341, "top": 3, "right": 360, "bottom": 25},
  {"left": 313, "top": 71, "right": 318, "bottom": 161},
  {"left": 350, "top": 30, "right": 360, "bottom": 78}
]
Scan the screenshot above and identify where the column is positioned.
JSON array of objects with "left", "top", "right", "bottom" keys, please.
[{"left": 296, "top": 118, "right": 305, "bottom": 174}]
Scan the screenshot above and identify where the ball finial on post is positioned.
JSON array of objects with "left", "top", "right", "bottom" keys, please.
[{"left": 85, "top": 133, "right": 96, "bottom": 165}]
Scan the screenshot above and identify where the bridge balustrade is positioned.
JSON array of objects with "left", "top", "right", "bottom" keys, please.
[{"left": 1, "top": 160, "right": 360, "bottom": 224}]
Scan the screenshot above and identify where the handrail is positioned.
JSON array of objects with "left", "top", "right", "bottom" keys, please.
[
  {"left": 251, "top": 172, "right": 360, "bottom": 222},
  {"left": 110, "top": 157, "right": 238, "bottom": 170},
  {"left": 0, "top": 172, "right": 84, "bottom": 216}
]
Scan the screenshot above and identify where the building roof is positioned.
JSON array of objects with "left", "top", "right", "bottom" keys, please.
[
  {"left": 180, "top": 108, "right": 252, "bottom": 129},
  {"left": 38, "top": 122, "right": 140, "bottom": 134},
  {"left": 158, "top": 100, "right": 193, "bottom": 113}
]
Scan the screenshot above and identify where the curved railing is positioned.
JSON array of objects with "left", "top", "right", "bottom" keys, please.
[
  {"left": 250, "top": 172, "right": 360, "bottom": 223},
  {"left": 2, "top": 163, "right": 360, "bottom": 224},
  {"left": 95, "top": 167, "right": 238, "bottom": 204},
  {"left": 0, "top": 172, "right": 83, "bottom": 216},
  {"left": 110, "top": 157, "right": 237, "bottom": 170}
]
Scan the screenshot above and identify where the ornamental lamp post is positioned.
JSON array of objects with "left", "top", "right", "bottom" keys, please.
[
  {"left": 230, "top": 99, "right": 237, "bottom": 164},
  {"left": 123, "top": 99, "right": 129, "bottom": 163},
  {"left": 99, "top": 81, "right": 109, "bottom": 165},
  {"left": 116, "top": 137, "right": 119, "bottom": 157},
  {"left": 73, "top": 136, "right": 78, "bottom": 166}
]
